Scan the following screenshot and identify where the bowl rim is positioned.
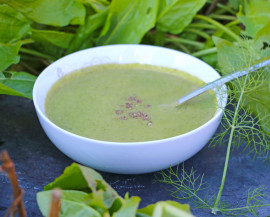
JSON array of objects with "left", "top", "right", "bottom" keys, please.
[{"left": 33, "top": 44, "right": 227, "bottom": 146}]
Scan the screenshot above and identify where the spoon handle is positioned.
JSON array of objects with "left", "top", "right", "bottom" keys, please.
[{"left": 177, "top": 59, "right": 270, "bottom": 105}]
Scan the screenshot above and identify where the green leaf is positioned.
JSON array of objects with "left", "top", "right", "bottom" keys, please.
[
  {"left": 31, "top": 29, "right": 74, "bottom": 49},
  {"left": 213, "top": 36, "right": 247, "bottom": 74},
  {"left": 66, "top": 8, "right": 108, "bottom": 54},
  {"left": 97, "top": 0, "right": 158, "bottom": 45},
  {"left": 113, "top": 196, "right": 140, "bottom": 217},
  {"left": 214, "top": 37, "right": 270, "bottom": 136},
  {"left": 241, "top": 71, "right": 270, "bottom": 136},
  {"left": 44, "top": 163, "right": 122, "bottom": 208},
  {"left": 79, "top": 0, "right": 110, "bottom": 12},
  {"left": 0, "top": 71, "right": 36, "bottom": 99},
  {"left": 3, "top": 0, "right": 86, "bottom": 26},
  {"left": 229, "top": 0, "right": 242, "bottom": 10},
  {"left": 0, "top": 4, "right": 30, "bottom": 43},
  {"left": 138, "top": 201, "right": 194, "bottom": 217},
  {"left": 37, "top": 190, "right": 101, "bottom": 217},
  {"left": 237, "top": 0, "right": 270, "bottom": 37},
  {"left": 157, "top": 0, "right": 207, "bottom": 34},
  {"left": 0, "top": 41, "right": 21, "bottom": 71},
  {"left": 254, "top": 20, "right": 270, "bottom": 46}
]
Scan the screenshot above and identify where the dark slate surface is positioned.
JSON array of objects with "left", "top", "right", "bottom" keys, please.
[{"left": 0, "top": 95, "right": 270, "bottom": 217}]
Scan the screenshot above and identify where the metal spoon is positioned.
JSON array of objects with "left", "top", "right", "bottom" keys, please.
[{"left": 177, "top": 59, "right": 270, "bottom": 105}]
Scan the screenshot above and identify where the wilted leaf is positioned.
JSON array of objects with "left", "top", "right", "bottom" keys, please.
[
  {"left": 0, "top": 4, "right": 30, "bottom": 43},
  {"left": 3, "top": 0, "right": 86, "bottom": 26},
  {"left": 97, "top": 0, "right": 157, "bottom": 45},
  {"left": 157, "top": 0, "right": 207, "bottom": 34}
]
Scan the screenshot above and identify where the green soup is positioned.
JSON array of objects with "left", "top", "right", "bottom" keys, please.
[{"left": 45, "top": 64, "right": 217, "bottom": 142}]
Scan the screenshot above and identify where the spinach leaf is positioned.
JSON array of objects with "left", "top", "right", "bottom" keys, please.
[
  {"left": 0, "top": 4, "right": 30, "bottom": 43},
  {"left": 44, "top": 163, "right": 122, "bottom": 208},
  {"left": 0, "top": 71, "right": 36, "bottom": 99},
  {"left": 255, "top": 21, "right": 270, "bottom": 46},
  {"left": 31, "top": 29, "right": 74, "bottom": 49},
  {"left": 79, "top": 0, "right": 110, "bottom": 13},
  {"left": 0, "top": 41, "right": 21, "bottom": 71},
  {"left": 97, "top": 0, "right": 157, "bottom": 45},
  {"left": 113, "top": 196, "right": 140, "bottom": 217},
  {"left": 2, "top": 0, "right": 86, "bottom": 26},
  {"left": 37, "top": 190, "right": 101, "bottom": 217},
  {"left": 157, "top": 0, "right": 207, "bottom": 34},
  {"left": 66, "top": 8, "right": 108, "bottom": 54},
  {"left": 237, "top": 0, "right": 270, "bottom": 37},
  {"left": 138, "top": 201, "right": 193, "bottom": 217},
  {"left": 39, "top": 164, "right": 195, "bottom": 217}
]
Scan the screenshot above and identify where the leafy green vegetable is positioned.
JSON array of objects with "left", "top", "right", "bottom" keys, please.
[
  {"left": 237, "top": 0, "right": 270, "bottom": 37},
  {"left": 31, "top": 30, "right": 74, "bottom": 49},
  {"left": 97, "top": 0, "right": 158, "bottom": 45},
  {"left": 0, "top": 41, "right": 21, "bottom": 71},
  {"left": 113, "top": 196, "right": 140, "bottom": 217},
  {"left": 0, "top": 4, "right": 30, "bottom": 43},
  {"left": 66, "top": 8, "right": 108, "bottom": 54},
  {"left": 255, "top": 20, "right": 270, "bottom": 46},
  {"left": 44, "top": 163, "right": 122, "bottom": 205},
  {"left": 0, "top": 71, "right": 36, "bottom": 99},
  {"left": 79, "top": 0, "right": 109, "bottom": 13},
  {"left": 2, "top": 0, "right": 86, "bottom": 26},
  {"left": 38, "top": 163, "right": 194, "bottom": 217},
  {"left": 37, "top": 190, "right": 101, "bottom": 217},
  {"left": 213, "top": 33, "right": 270, "bottom": 136},
  {"left": 138, "top": 201, "right": 193, "bottom": 217},
  {"left": 157, "top": 0, "right": 207, "bottom": 34}
]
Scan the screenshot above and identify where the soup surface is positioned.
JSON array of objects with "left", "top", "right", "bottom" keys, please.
[{"left": 45, "top": 64, "right": 217, "bottom": 142}]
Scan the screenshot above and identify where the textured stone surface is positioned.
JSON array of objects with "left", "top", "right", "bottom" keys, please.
[{"left": 0, "top": 95, "right": 270, "bottom": 216}]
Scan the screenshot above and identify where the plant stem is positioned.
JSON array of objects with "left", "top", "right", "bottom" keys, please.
[
  {"left": 184, "top": 28, "right": 211, "bottom": 40},
  {"left": 191, "top": 47, "right": 217, "bottom": 57},
  {"left": 194, "top": 15, "right": 241, "bottom": 42},
  {"left": 0, "top": 150, "right": 26, "bottom": 217},
  {"left": 21, "top": 38, "right": 35, "bottom": 45},
  {"left": 165, "top": 37, "right": 204, "bottom": 49},
  {"left": 226, "top": 19, "right": 241, "bottom": 27},
  {"left": 212, "top": 73, "right": 250, "bottom": 214},
  {"left": 189, "top": 23, "right": 217, "bottom": 29},
  {"left": 49, "top": 189, "right": 61, "bottom": 217},
  {"left": 172, "top": 42, "right": 191, "bottom": 54},
  {"left": 223, "top": 204, "right": 270, "bottom": 212},
  {"left": 20, "top": 48, "right": 55, "bottom": 61},
  {"left": 209, "top": 14, "right": 237, "bottom": 21},
  {"left": 205, "top": 0, "right": 218, "bottom": 15},
  {"left": 216, "top": 3, "right": 235, "bottom": 14}
]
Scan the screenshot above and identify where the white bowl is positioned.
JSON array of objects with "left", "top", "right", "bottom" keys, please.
[{"left": 33, "top": 45, "right": 226, "bottom": 174}]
